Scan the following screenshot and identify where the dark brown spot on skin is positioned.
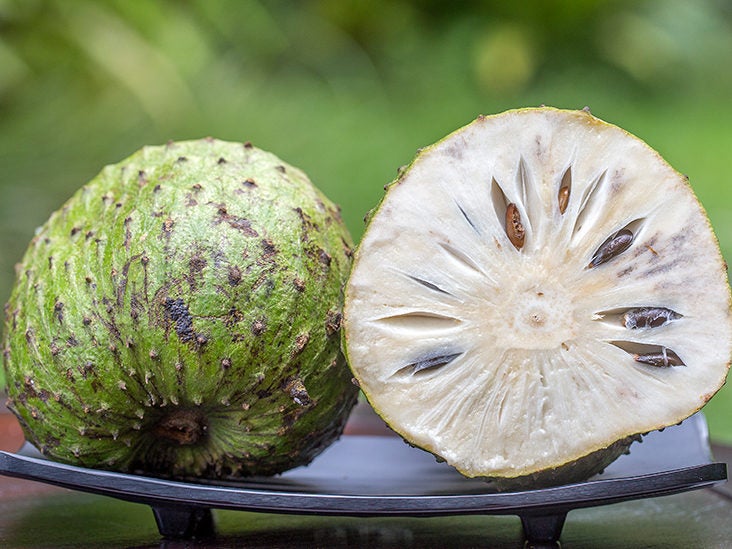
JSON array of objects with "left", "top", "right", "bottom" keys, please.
[
  {"left": 293, "top": 278, "right": 306, "bottom": 292},
  {"left": 276, "top": 165, "right": 286, "bottom": 173},
  {"left": 221, "top": 358, "right": 232, "bottom": 370},
  {"left": 218, "top": 157, "right": 227, "bottom": 164},
  {"left": 215, "top": 206, "right": 259, "bottom": 237},
  {"left": 318, "top": 249, "right": 332, "bottom": 267},
  {"left": 224, "top": 307, "right": 244, "bottom": 328},
  {"left": 85, "top": 231, "right": 94, "bottom": 240},
  {"left": 164, "top": 298, "right": 195, "bottom": 343},
  {"left": 78, "top": 361, "right": 95, "bottom": 379},
  {"left": 284, "top": 377, "right": 312, "bottom": 407},
  {"left": 192, "top": 183, "right": 202, "bottom": 191},
  {"left": 54, "top": 301, "right": 64, "bottom": 323},
  {"left": 189, "top": 255, "right": 207, "bottom": 273},
  {"left": 82, "top": 316, "right": 92, "bottom": 326},
  {"left": 228, "top": 265, "right": 242, "bottom": 286},
  {"left": 149, "top": 349, "right": 160, "bottom": 360},
  {"left": 70, "top": 227, "right": 81, "bottom": 236},
  {"left": 325, "top": 310, "right": 342, "bottom": 336},
  {"left": 261, "top": 239, "right": 277, "bottom": 259},
  {"left": 291, "top": 333, "right": 310, "bottom": 358},
  {"left": 251, "top": 319, "right": 266, "bottom": 336},
  {"left": 176, "top": 156, "right": 187, "bottom": 163},
  {"left": 244, "top": 141, "right": 253, "bottom": 149},
  {"left": 242, "top": 179, "right": 257, "bottom": 188},
  {"left": 185, "top": 193, "right": 198, "bottom": 206},
  {"left": 162, "top": 217, "right": 175, "bottom": 234}
]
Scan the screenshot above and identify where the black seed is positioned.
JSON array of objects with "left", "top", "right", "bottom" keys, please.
[
  {"left": 457, "top": 203, "right": 479, "bottom": 234},
  {"left": 623, "top": 307, "right": 682, "bottom": 329},
  {"left": 588, "top": 229, "right": 634, "bottom": 268},
  {"left": 558, "top": 185, "right": 570, "bottom": 214},
  {"left": 634, "top": 348, "right": 685, "bottom": 367},
  {"left": 505, "top": 203, "right": 525, "bottom": 250},
  {"left": 407, "top": 275, "right": 451, "bottom": 295},
  {"left": 403, "top": 352, "right": 462, "bottom": 375}
]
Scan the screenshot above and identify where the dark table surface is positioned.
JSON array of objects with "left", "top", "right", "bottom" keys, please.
[{"left": 1, "top": 403, "right": 730, "bottom": 549}]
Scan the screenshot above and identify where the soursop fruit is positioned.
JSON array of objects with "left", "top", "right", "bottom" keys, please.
[
  {"left": 343, "top": 107, "right": 732, "bottom": 489},
  {"left": 2, "top": 138, "right": 359, "bottom": 480}
]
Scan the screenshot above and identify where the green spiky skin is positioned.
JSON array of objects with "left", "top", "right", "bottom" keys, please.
[{"left": 2, "top": 138, "right": 358, "bottom": 480}]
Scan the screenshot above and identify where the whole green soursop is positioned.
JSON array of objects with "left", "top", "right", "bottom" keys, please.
[{"left": 2, "top": 138, "right": 358, "bottom": 480}]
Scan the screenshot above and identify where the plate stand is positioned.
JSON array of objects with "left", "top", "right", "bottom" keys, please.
[
  {"left": 149, "top": 505, "right": 568, "bottom": 546},
  {"left": 152, "top": 506, "right": 216, "bottom": 540}
]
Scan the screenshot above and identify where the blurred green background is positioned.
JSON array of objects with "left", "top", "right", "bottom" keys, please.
[{"left": 1, "top": 0, "right": 732, "bottom": 442}]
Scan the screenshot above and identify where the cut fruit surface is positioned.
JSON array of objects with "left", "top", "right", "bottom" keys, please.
[{"left": 343, "top": 107, "right": 732, "bottom": 488}]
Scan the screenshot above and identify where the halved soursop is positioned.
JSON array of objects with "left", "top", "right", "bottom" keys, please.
[
  {"left": 343, "top": 107, "right": 732, "bottom": 489},
  {"left": 2, "top": 138, "right": 358, "bottom": 480}
]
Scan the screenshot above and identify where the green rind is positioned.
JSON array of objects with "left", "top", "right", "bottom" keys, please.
[{"left": 2, "top": 138, "right": 358, "bottom": 479}]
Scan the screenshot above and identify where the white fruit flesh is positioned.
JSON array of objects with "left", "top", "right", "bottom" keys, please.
[{"left": 344, "top": 108, "right": 732, "bottom": 483}]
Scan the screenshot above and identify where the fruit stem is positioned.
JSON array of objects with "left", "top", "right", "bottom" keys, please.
[{"left": 153, "top": 408, "right": 207, "bottom": 445}]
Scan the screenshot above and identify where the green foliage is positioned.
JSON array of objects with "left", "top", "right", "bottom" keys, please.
[{"left": 2, "top": 0, "right": 732, "bottom": 440}]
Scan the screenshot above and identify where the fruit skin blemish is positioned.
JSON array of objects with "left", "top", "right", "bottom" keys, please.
[{"left": 343, "top": 107, "right": 732, "bottom": 490}]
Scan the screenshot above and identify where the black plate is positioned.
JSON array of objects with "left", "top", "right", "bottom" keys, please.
[{"left": 0, "top": 413, "right": 726, "bottom": 546}]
